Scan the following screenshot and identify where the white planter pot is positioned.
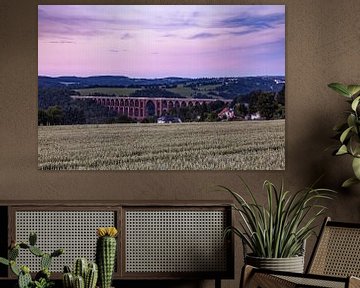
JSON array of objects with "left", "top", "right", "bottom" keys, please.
[{"left": 245, "top": 254, "right": 305, "bottom": 273}]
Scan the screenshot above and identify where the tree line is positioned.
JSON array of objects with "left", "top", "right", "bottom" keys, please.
[{"left": 38, "top": 85, "right": 285, "bottom": 125}]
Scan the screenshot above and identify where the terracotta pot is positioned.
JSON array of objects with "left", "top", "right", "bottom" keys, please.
[{"left": 245, "top": 254, "right": 305, "bottom": 273}]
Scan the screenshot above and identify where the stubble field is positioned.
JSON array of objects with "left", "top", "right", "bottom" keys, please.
[{"left": 38, "top": 120, "right": 285, "bottom": 170}]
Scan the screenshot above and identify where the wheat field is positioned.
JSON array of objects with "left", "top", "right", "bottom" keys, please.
[{"left": 38, "top": 120, "right": 285, "bottom": 170}]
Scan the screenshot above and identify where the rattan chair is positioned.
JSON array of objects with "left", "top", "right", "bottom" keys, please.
[{"left": 241, "top": 217, "right": 360, "bottom": 288}]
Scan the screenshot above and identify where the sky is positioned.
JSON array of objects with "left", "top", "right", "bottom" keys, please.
[{"left": 38, "top": 5, "right": 285, "bottom": 78}]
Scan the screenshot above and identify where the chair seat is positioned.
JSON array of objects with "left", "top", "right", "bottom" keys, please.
[
  {"left": 277, "top": 274, "right": 346, "bottom": 288},
  {"left": 243, "top": 266, "right": 360, "bottom": 288}
]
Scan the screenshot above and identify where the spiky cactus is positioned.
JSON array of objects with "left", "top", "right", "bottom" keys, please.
[
  {"left": 74, "top": 258, "right": 88, "bottom": 280},
  {"left": 63, "top": 272, "right": 74, "bottom": 288},
  {"left": 0, "top": 232, "right": 64, "bottom": 288},
  {"left": 63, "top": 260, "right": 98, "bottom": 288},
  {"left": 96, "top": 227, "right": 118, "bottom": 288},
  {"left": 73, "top": 275, "right": 85, "bottom": 288},
  {"left": 85, "top": 262, "right": 98, "bottom": 288}
]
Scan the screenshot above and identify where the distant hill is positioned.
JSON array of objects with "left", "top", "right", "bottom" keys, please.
[
  {"left": 38, "top": 75, "right": 285, "bottom": 100},
  {"left": 38, "top": 75, "right": 191, "bottom": 89}
]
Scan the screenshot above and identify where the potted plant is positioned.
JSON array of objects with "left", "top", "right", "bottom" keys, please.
[
  {"left": 222, "top": 179, "right": 334, "bottom": 273},
  {"left": 328, "top": 83, "right": 360, "bottom": 187}
]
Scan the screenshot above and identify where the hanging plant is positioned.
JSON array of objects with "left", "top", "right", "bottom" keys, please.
[{"left": 328, "top": 83, "right": 360, "bottom": 187}]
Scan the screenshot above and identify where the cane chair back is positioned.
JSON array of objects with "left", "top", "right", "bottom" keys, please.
[
  {"left": 241, "top": 218, "right": 360, "bottom": 288},
  {"left": 307, "top": 217, "right": 360, "bottom": 278}
]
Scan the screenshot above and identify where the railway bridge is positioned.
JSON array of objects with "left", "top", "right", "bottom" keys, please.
[{"left": 71, "top": 95, "right": 232, "bottom": 120}]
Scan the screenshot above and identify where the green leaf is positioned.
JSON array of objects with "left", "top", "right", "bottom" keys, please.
[
  {"left": 350, "top": 135, "right": 360, "bottom": 156},
  {"left": 0, "top": 257, "right": 9, "bottom": 266},
  {"left": 340, "top": 126, "right": 353, "bottom": 143},
  {"left": 328, "top": 83, "right": 351, "bottom": 97},
  {"left": 10, "top": 261, "right": 20, "bottom": 276},
  {"left": 352, "top": 157, "right": 360, "bottom": 179},
  {"left": 351, "top": 96, "right": 360, "bottom": 111},
  {"left": 336, "top": 144, "right": 348, "bottom": 155},
  {"left": 347, "top": 85, "right": 360, "bottom": 97},
  {"left": 342, "top": 177, "right": 360, "bottom": 188},
  {"left": 347, "top": 114, "right": 356, "bottom": 128}
]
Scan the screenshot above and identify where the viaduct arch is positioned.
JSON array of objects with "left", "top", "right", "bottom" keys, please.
[{"left": 71, "top": 96, "right": 232, "bottom": 120}]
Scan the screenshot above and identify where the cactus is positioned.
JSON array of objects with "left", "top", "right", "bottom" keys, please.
[
  {"left": 63, "top": 259, "right": 98, "bottom": 288},
  {"left": 64, "top": 265, "right": 72, "bottom": 273},
  {"left": 41, "top": 253, "right": 52, "bottom": 270},
  {"left": 96, "top": 227, "right": 118, "bottom": 288},
  {"left": 29, "top": 245, "right": 44, "bottom": 257},
  {"left": 85, "top": 263, "right": 98, "bottom": 288},
  {"left": 74, "top": 275, "right": 85, "bottom": 288},
  {"left": 29, "top": 232, "right": 37, "bottom": 246},
  {"left": 74, "top": 258, "right": 88, "bottom": 279},
  {"left": 0, "top": 232, "right": 63, "bottom": 288},
  {"left": 63, "top": 272, "right": 74, "bottom": 288},
  {"left": 18, "top": 270, "right": 32, "bottom": 288},
  {"left": 9, "top": 246, "right": 19, "bottom": 260}
]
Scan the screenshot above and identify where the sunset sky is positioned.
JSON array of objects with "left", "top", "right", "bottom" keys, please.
[{"left": 38, "top": 5, "right": 285, "bottom": 78}]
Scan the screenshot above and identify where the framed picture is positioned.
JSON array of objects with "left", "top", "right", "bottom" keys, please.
[{"left": 38, "top": 5, "right": 285, "bottom": 170}]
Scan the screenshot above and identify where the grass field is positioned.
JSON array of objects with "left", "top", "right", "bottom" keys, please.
[{"left": 38, "top": 120, "right": 285, "bottom": 170}]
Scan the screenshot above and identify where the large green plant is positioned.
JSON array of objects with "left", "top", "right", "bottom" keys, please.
[
  {"left": 222, "top": 179, "right": 334, "bottom": 258},
  {"left": 328, "top": 83, "right": 360, "bottom": 187}
]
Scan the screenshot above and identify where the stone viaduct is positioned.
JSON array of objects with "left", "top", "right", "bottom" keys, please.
[{"left": 71, "top": 96, "right": 232, "bottom": 120}]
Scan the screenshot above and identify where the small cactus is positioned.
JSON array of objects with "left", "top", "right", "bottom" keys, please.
[
  {"left": 96, "top": 227, "right": 118, "bottom": 288},
  {"left": 74, "top": 258, "right": 88, "bottom": 279},
  {"left": 18, "top": 269, "right": 32, "bottom": 288},
  {"left": 74, "top": 275, "right": 85, "bottom": 288},
  {"left": 85, "top": 263, "right": 98, "bottom": 288},
  {"left": 64, "top": 265, "right": 72, "bottom": 273},
  {"left": 0, "top": 232, "right": 63, "bottom": 288},
  {"left": 63, "top": 259, "right": 98, "bottom": 288},
  {"left": 63, "top": 272, "right": 74, "bottom": 288}
]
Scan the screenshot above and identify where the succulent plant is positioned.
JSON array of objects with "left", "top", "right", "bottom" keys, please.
[
  {"left": 96, "top": 227, "right": 118, "bottom": 288},
  {"left": 62, "top": 260, "right": 98, "bottom": 288},
  {"left": 0, "top": 232, "right": 63, "bottom": 288}
]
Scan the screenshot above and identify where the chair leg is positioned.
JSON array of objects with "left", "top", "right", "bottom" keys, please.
[
  {"left": 240, "top": 265, "right": 255, "bottom": 288},
  {"left": 215, "top": 278, "right": 221, "bottom": 288},
  {"left": 240, "top": 265, "right": 296, "bottom": 288}
]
